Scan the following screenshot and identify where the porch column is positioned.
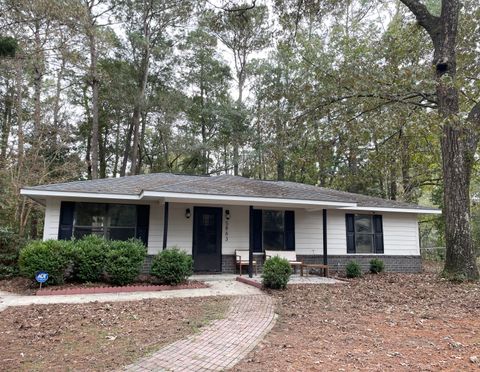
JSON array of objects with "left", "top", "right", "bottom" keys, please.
[
  {"left": 249, "top": 205, "right": 254, "bottom": 278},
  {"left": 323, "top": 208, "right": 328, "bottom": 265},
  {"left": 162, "top": 202, "right": 169, "bottom": 250}
]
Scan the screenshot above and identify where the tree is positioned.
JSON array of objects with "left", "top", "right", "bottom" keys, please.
[
  {"left": 399, "top": 0, "right": 479, "bottom": 280},
  {"left": 0, "top": 36, "right": 17, "bottom": 57},
  {"left": 180, "top": 27, "right": 232, "bottom": 174},
  {"left": 116, "top": 0, "right": 192, "bottom": 176},
  {"left": 209, "top": 4, "right": 271, "bottom": 175}
]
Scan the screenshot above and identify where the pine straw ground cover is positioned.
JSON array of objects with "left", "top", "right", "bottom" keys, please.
[
  {"left": 0, "top": 296, "right": 229, "bottom": 371},
  {"left": 235, "top": 263, "right": 480, "bottom": 371}
]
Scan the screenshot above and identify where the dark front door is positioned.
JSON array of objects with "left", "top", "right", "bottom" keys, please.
[{"left": 193, "top": 207, "right": 222, "bottom": 272}]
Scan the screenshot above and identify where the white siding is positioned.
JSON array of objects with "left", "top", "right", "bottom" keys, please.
[
  {"left": 222, "top": 205, "right": 249, "bottom": 254},
  {"left": 164, "top": 203, "right": 194, "bottom": 254},
  {"left": 41, "top": 198, "right": 420, "bottom": 257},
  {"left": 382, "top": 213, "right": 420, "bottom": 255},
  {"left": 148, "top": 204, "right": 250, "bottom": 255},
  {"left": 147, "top": 203, "right": 164, "bottom": 255},
  {"left": 294, "top": 209, "right": 323, "bottom": 255},
  {"left": 43, "top": 198, "right": 61, "bottom": 240},
  {"left": 325, "top": 210, "right": 420, "bottom": 256}
]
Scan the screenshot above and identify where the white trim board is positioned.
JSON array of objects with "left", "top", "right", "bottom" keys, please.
[
  {"left": 20, "top": 188, "right": 441, "bottom": 214},
  {"left": 339, "top": 206, "right": 441, "bottom": 215}
]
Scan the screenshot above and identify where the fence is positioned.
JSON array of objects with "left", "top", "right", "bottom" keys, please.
[{"left": 420, "top": 247, "right": 446, "bottom": 261}]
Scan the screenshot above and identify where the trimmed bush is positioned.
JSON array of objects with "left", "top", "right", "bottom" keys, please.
[
  {"left": 346, "top": 260, "right": 362, "bottom": 278},
  {"left": 18, "top": 240, "right": 73, "bottom": 285},
  {"left": 262, "top": 256, "right": 292, "bottom": 290},
  {"left": 369, "top": 258, "right": 385, "bottom": 274},
  {"left": 71, "top": 235, "right": 109, "bottom": 282},
  {"left": 151, "top": 248, "right": 193, "bottom": 285},
  {"left": 104, "top": 239, "right": 146, "bottom": 285}
]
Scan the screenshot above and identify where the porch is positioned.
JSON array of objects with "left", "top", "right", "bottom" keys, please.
[{"left": 152, "top": 200, "right": 336, "bottom": 278}]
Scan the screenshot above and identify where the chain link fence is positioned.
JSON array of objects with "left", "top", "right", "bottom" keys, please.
[{"left": 420, "top": 247, "right": 446, "bottom": 261}]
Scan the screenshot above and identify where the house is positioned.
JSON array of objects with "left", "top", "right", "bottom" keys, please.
[{"left": 20, "top": 173, "right": 440, "bottom": 275}]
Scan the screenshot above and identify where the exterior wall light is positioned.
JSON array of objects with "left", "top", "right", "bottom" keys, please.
[
  {"left": 225, "top": 209, "right": 230, "bottom": 220},
  {"left": 185, "top": 208, "right": 191, "bottom": 219}
]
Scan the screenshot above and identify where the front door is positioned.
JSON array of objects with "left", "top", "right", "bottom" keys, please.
[{"left": 193, "top": 207, "right": 222, "bottom": 272}]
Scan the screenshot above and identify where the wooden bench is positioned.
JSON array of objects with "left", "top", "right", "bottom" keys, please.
[
  {"left": 264, "top": 250, "right": 303, "bottom": 273},
  {"left": 300, "top": 263, "right": 329, "bottom": 277},
  {"left": 235, "top": 250, "right": 257, "bottom": 276}
]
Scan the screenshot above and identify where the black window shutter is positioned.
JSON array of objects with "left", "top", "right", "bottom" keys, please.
[
  {"left": 373, "top": 215, "right": 384, "bottom": 254},
  {"left": 252, "top": 209, "right": 263, "bottom": 253},
  {"left": 136, "top": 205, "right": 150, "bottom": 246},
  {"left": 284, "top": 210, "right": 295, "bottom": 251},
  {"left": 58, "top": 201, "right": 75, "bottom": 240},
  {"left": 345, "top": 213, "right": 355, "bottom": 253}
]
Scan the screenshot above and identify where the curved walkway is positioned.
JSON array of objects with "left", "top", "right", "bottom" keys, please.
[
  {"left": 124, "top": 294, "right": 276, "bottom": 372},
  {"left": 0, "top": 280, "right": 261, "bottom": 312}
]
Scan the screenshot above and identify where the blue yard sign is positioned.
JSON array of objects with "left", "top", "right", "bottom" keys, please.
[{"left": 35, "top": 271, "right": 49, "bottom": 284}]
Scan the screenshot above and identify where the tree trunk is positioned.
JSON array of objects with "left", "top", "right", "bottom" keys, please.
[
  {"left": 112, "top": 116, "right": 121, "bottom": 177},
  {"left": 15, "top": 59, "right": 24, "bottom": 171},
  {"left": 82, "top": 85, "right": 93, "bottom": 179},
  {"left": 137, "top": 111, "right": 147, "bottom": 174},
  {"left": 88, "top": 27, "right": 99, "bottom": 179},
  {"left": 0, "top": 83, "right": 13, "bottom": 165},
  {"left": 99, "top": 122, "right": 107, "bottom": 178},
  {"left": 33, "top": 20, "right": 43, "bottom": 139},
  {"left": 400, "top": 0, "right": 479, "bottom": 280},
  {"left": 53, "top": 49, "right": 67, "bottom": 137},
  {"left": 130, "top": 13, "right": 151, "bottom": 175},
  {"left": 233, "top": 72, "right": 245, "bottom": 176},
  {"left": 120, "top": 120, "right": 134, "bottom": 177}
]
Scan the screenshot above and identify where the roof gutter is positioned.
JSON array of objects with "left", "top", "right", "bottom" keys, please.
[
  {"left": 20, "top": 189, "right": 141, "bottom": 200},
  {"left": 338, "top": 206, "right": 442, "bottom": 214},
  {"left": 20, "top": 188, "right": 441, "bottom": 213}
]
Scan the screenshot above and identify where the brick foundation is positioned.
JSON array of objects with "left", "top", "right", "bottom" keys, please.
[
  {"left": 222, "top": 254, "right": 266, "bottom": 274},
  {"left": 142, "top": 254, "right": 422, "bottom": 275},
  {"left": 298, "top": 255, "right": 422, "bottom": 273}
]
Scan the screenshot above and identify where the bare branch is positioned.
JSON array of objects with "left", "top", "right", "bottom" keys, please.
[
  {"left": 206, "top": 0, "right": 256, "bottom": 13},
  {"left": 399, "top": 0, "right": 440, "bottom": 38}
]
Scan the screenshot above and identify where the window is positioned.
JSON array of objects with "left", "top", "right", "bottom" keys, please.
[
  {"left": 263, "top": 210, "right": 285, "bottom": 250},
  {"left": 73, "top": 203, "right": 137, "bottom": 241},
  {"left": 252, "top": 210, "right": 295, "bottom": 252},
  {"left": 346, "top": 214, "right": 384, "bottom": 254}
]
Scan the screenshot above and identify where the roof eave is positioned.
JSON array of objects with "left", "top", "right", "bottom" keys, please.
[
  {"left": 20, "top": 188, "right": 441, "bottom": 213},
  {"left": 20, "top": 188, "right": 357, "bottom": 208},
  {"left": 339, "top": 206, "right": 442, "bottom": 214}
]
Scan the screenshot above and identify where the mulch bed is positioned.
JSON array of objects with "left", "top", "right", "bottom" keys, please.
[
  {"left": 0, "top": 296, "right": 230, "bottom": 371},
  {"left": 0, "top": 276, "right": 208, "bottom": 296},
  {"left": 234, "top": 262, "right": 480, "bottom": 371}
]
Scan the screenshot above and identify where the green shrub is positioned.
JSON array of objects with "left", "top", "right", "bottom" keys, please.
[
  {"left": 0, "top": 227, "right": 25, "bottom": 279},
  {"left": 0, "top": 264, "right": 18, "bottom": 278},
  {"left": 104, "top": 239, "right": 146, "bottom": 285},
  {"left": 151, "top": 248, "right": 193, "bottom": 285},
  {"left": 346, "top": 261, "right": 362, "bottom": 278},
  {"left": 369, "top": 258, "right": 385, "bottom": 274},
  {"left": 0, "top": 226, "right": 25, "bottom": 251},
  {"left": 18, "top": 240, "right": 73, "bottom": 285},
  {"left": 71, "top": 235, "right": 109, "bottom": 282},
  {"left": 262, "top": 256, "right": 292, "bottom": 289}
]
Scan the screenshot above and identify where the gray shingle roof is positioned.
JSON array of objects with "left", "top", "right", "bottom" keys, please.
[{"left": 23, "top": 173, "right": 439, "bottom": 211}]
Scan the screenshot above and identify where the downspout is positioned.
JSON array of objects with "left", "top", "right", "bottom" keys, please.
[
  {"left": 249, "top": 206, "right": 254, "bottom": 278},
  {"left": 323, "top": 209, "right": 328, "bottom": 265},
  {"left": 162, "top": 202, "right": 169, "bottom": 250}
]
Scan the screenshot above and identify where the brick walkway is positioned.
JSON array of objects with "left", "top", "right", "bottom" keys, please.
[{"left": 124, "top": 294, "right": 276, "bottom": 371}]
